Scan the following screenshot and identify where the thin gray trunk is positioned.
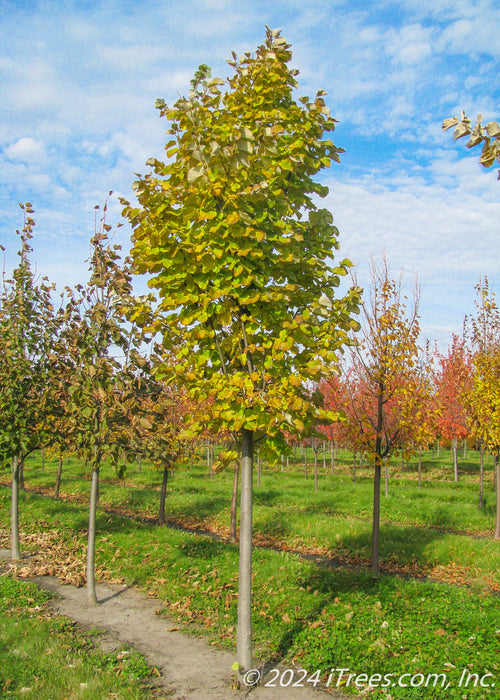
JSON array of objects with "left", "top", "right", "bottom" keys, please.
[
  {"left": 372, "top": 383, "right": 384, "bottom": 577},
  {"left": 54, "top": 452, "right": 63, "bottom": 499},
  {"left": 330, "top": 441, "right": 334, "bottom": 474},
  {"left": 371, "top": 461, "right": 381, "bottom": 577},
  {"left": 304, "top": 446, "right": 308, "bottom": 479},
  {"left": 479, "top": 445, "right": 484, "bottom": 508},
  {"left": 230, "top": 462, "right": 239, "bottom": 544},
  {"left": 352, "top": 452, "right": 356, "bottom": 484},
  {"left": 19, "top": 455, "right": 25, "bottom": 490},
  {"left": 314, "top": 448, "right": 318, "bottom": 492},
  {"left": 237, "top": 429, "right": 253, "bottom": 675},
  {"left": 11, "top": 455, "right": 21, "bottom": 561},
  {"left": 158, "top": 466, "right": 169, "bottom": 525},
  {"left": 453, "top": 439, "right": 458, "bottom": 482},
  {"left": 495, "top": 453, "right": 500, "bottom": 540},
  {"left": 87, "top": 466, "right": 100, "bottom": 604}
]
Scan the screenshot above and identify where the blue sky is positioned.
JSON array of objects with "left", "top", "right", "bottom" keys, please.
[{"left": 0, "top": 0, "right": 498, "bottom": 349}]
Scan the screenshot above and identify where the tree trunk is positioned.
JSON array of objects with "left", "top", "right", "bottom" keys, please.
[
  {"left": 87, "top": 466, "right": 100, "bottom": 604},
  {"left": 54, "top": 452, "right": 63, "bottom": 499},
  {"left": 352, "top": 452, "right": 356, "bottom": 484},
  {"left": 11, "top": 455, "right": 21, "bottom": 561},
  {"left": 372, "top": 383, "right": 384, "bottom": 577},
  {"left": 19, "top": 455, "right": 25, "bottom": 491},
  {"left": 479, "top": 445, "right": 484, "bottom": 508},
  {"left": 304, "top": 446, "right": 308, "bottom": 479},
  {"left": 330, "top": 441, "right": 334, "bottom": 474},
  {"left": 495, "top": 453, "right": 500, "bottom": 540},
  {"left": 371, "top": 461, "right": 381, "bottom": 577},
  {"left": 453, "top": 439, "right": 458, "bottom": 482},
  {"left": 418, "top": 448, "right": 422, "bottom": 488},
  {"left": 230, "top": 462, "right": 239, "bottom": 544},
  {"left": 384, "top": 465, "right": 389, "bottom": 497},
  {"left": 237, "top": 429, "right": 253, "bottom": 676},
  {"left": 158, "top": 466, "right": 169, "bottom": 525},
  {"left": 314, "top": 447, "right": 318, "bottom": 492}
]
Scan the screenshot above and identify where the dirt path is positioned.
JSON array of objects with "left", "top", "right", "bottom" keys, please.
[{"left": 1, "top": 551, "right": 347, "bottom": 699}]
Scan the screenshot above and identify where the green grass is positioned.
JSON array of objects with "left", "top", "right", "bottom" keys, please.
[
  {"left": 0, "top": 446, "right": 499, "bottom": 698},
  {"left": 0, "top": 575, "right": 156, "bottom": 699},
  {"left": 10, "top": 446, "right": 499, "bottom": 589}
]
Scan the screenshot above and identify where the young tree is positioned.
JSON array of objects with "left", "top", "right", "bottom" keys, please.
[
  {"left": 66, "top": 201, "right": 152, "bottom": 603},
  {"left": 122, "top": 28, "right": 360, "bottom": 674},
  {"left": 435, "top": 335, "right": 471, "bottom": 481},
  {"left": 129, "top": 380, "right": 192, "bottom": 525},
  {"left": 345, "top": 259, "right": 427, "bottom": 576},
  {"left": 465, "top": 278, "right": 500, "bottom": 538},
  {"left": 0, "top": 205, "right": 61, "bottom": 560}
]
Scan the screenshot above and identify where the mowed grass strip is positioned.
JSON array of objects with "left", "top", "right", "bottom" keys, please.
[
  {"left": 0, "top": 574, "right": 156, "bottom": 699},
  {"left": 0, "top": 486, "right": 498, "bottom": 699},
  {"left": 6, "top": 448, "right": 500, "bottom": 590}
]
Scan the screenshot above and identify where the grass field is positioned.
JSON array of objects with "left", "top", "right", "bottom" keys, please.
[{"left": 0, "top": 445, "right": 499, "bottom": 698}]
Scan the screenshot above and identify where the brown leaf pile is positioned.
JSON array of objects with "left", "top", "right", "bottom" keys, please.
[{"left": 0, "top": 527, "right": 123, "bottom": 587}]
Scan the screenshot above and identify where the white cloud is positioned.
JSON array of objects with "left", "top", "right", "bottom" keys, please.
[
  {"left": 385, "top": 23, "right": 434, "bottom": 65},
  {"left": 5, "top": 137, "right": 46, "bottom": 162}
]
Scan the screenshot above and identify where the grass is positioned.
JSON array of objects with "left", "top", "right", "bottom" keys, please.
[
  {"left": 0, "top": 575, "right": 157, "bottom": 699},
  {"left": 0, "top": 445, "right": 499, "bottom": 698}
]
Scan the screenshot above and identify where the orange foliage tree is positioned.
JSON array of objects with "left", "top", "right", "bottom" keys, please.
[{"left": 434, "top": 335, "right": 471, "bottom": 481}]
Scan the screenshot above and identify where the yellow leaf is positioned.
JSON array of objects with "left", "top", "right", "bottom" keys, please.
[{"left": 226, "top": 211, "right": 240, "bottom": 225}]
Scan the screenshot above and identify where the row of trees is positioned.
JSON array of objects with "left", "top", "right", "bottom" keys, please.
[
  {"left": 316, "top": 268, "right": 500, "bottom": 576},
  {"left": 2, "top": 29, "right": 499, "bottom": 681},
  {"left": 0, "top": 201, "right": 196, "bottom": 602}
]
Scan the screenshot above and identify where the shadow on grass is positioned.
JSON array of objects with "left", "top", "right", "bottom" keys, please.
[
  {"left": 178, "top": 537, "right": 233, "bottom": 559},
  {"left": 253, "top": 489, "right": 282, "bottom": 505},
  {"left": 333, "top": 522, "right": 450, "bottom": 571},
  {"left": 167, "top": 495, "right": 229, "bottom": 521},
  {"left": 272, "top": 567, "right": 380, "bottom": 664}
]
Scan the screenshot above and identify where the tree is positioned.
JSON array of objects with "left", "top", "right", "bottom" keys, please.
[
  {"left": 0, "top": 204, "right": 61, "bottom": 560},
  {"left": 434, "top": 335, "right": 471, "bottom": 481},
  {"left": 122, "top": 28, "right": 360, "bottom": 674},
  {"left": 443, "top": 111, "right": 500, "bottom": 177},
  {"left": 129, "top": 379, "right": 192, "bottom": 525},
  {"left": 66, "top": 201, "right": 152, "bottom": 603},
  {"left": 345, "top": 259, "right": 428, "bottom": 576},
  {"left": 465, "top": 278, "right": 500, "bottom": 538}
]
